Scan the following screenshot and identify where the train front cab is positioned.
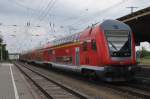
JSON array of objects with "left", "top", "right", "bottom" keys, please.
[{"left": 95, "top": 20, "right": 139, "bottom": 81}]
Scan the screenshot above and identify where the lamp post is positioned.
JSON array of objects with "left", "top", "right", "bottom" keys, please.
[
  {"left": 1, "top": 45, "right": 3, "bottom": 61},
  {"left": 0, "top": 44, "right": 3, "bottom": 61},
  {"left": 0, "top": 35, "right": 3, "bottom": 61},
  {"left": 126, "top": 6, "right": 138, "bottom": 14}
]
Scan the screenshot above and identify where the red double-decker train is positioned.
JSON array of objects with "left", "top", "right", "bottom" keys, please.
[{"left": 20, "top": 20, "right": 139, "bottom": 81}]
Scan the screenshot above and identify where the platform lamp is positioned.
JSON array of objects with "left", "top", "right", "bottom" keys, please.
[
  {"left": 0, "top": 35, "right": 3, "bottom": 61},
  {"left": 0, "top": 46, "right": 2, "bottom": 61}
]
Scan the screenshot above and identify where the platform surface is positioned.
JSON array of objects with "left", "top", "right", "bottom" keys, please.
[{"left": 0, "top": 63, "right": 39, "bottom": 99}]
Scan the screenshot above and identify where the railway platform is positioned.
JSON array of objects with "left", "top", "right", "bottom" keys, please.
[{"left": 0, "top": 62, "right": 39, "bottom": 99}]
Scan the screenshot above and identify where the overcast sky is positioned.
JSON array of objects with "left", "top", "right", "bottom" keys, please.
[{"left": 0, "top": 0, "right": 149, "bottom": 53}]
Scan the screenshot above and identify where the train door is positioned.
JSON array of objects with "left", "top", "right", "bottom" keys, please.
[{"left": 75, "top": 47, "right": 80, "bottom": 66}]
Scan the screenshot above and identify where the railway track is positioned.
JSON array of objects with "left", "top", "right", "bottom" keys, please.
[
  {"left": 102, "top": 83, "right": 150, "bottom": 99},
  {"left": 140, "top": 65, "right": 150, "bottom": 69},
  {"left": 15, "top": 61, "right": 150, "bottom": 99},
  {"left": 87, "top": 78, "right": 150, "bottom": 99},
  {"left": 135, "top": 65, "right": 150, "bottom": 81},
  {"left": 14, "top": 62, "right": 91, "bottom": 99}
]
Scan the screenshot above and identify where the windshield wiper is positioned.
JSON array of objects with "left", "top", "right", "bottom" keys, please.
[{"left": 109, "top": 41, "right": 118, "bottom": 51}]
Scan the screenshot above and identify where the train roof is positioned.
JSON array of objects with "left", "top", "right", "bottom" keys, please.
[
  {"left": 22, "top": 19, "right": 130, "bottom": 54},
  {"left": 43, "top": 32, "right": 82, "bottom": 49}
]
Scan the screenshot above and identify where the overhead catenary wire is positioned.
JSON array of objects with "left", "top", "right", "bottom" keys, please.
[
  {"left": 51, "top": 0, "right": 130, "bottom": 35},
  {"left": 10, "top": 0, "right": 36, "bottom": 23},
  {"left": 37, "top": 0, "right": 54, "bottom": 21},
  {"left": 38, "top": 0, "right": 58, "bottom": 22},
  {"left": 29, "top": 0, "right": 48, "bottom": 23},
  {"left": 9, "top": 1, "right": 131, "bottom": 45},
  {"left": 37, "top": 0, "right": 60, "bottom": 39},
  {"left": 11, "top": 0, "right": 55, "bottom": 27},
  {"left": 10, "top": 0, "right": 34, "bottom": 10},
  {"left": 5, "top": 0, "right": 59, "bottom": 53},
  {"left": 33, "top": 0, "right": 57, "bottom": 27},
  {"left": 67, "top": 0, "right": 129, "bottom": 27},
  {"left": 10, "top": 0, "right": 46, "bottom": 31},
  {"left": 49, "top": 14, "right": 56, "bottom": 33}
]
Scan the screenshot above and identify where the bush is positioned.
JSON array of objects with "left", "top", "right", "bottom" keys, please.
[{"left": 141, "top": 47, "right": 150, "bottom": 58}]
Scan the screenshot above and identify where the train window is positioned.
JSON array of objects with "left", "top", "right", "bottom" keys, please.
[
  {"left": 48, "top": 50, "right": 52, "bottom": 55},
  {"left": 82, "top": 41, "right": 88, "bottom": 51},
  {"left": 56, "top": 56, "right": 72, "bottom": 64},
  {"left": 52, "top": 50, "right": 55, "bottom": 55},
  {"left": 91, "top": 40, "right": 97, "bottom": 51}
]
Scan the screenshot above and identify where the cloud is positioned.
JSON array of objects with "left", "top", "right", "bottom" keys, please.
[{"left": 0, "top": 0, "right": 149, "bottom": 53}]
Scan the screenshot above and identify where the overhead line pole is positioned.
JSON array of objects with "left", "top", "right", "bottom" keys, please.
[{"left": 126, "top": 6, "right": 138, "bottom": 14}]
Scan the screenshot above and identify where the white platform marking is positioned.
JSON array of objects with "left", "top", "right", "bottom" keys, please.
[{"left": 10, "top": 65, "right": 19, "bottom": 99}]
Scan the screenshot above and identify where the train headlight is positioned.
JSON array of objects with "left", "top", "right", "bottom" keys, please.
[{"left": 128, "top": 66, "right": 132, "bottom": 71}]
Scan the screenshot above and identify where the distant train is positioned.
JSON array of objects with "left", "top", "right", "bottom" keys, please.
[{"left": 20, "top": 20, "right": 139, "bottom": 81}]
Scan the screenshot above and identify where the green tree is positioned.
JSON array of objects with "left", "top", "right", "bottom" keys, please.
[{"left": 141, "top": 47, "right": 150, "bottom": 58}]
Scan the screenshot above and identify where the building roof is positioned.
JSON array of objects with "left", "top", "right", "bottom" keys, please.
[{"left": 117, "top": 7, "right": 150, "bottom": 45}]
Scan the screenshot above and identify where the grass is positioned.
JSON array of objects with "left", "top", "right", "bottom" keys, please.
[{"left": 140, "top": 58, "right": 150, "bottom": 65}]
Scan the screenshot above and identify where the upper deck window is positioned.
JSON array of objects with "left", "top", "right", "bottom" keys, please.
[
  {"left": 91, "top": 39, "right": 97, "bottom": 51},
  {"left": 82, "top": 41, "right": 88, "bottom": 51}
]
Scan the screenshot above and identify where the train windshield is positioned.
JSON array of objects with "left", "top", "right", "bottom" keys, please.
[{"left": 105, "top": 30, "right": 131, "bottom": 57}]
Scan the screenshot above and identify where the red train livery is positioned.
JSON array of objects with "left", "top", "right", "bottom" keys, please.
[{"left": 20, "top": 20, "right": 139, "bottom": 81}]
